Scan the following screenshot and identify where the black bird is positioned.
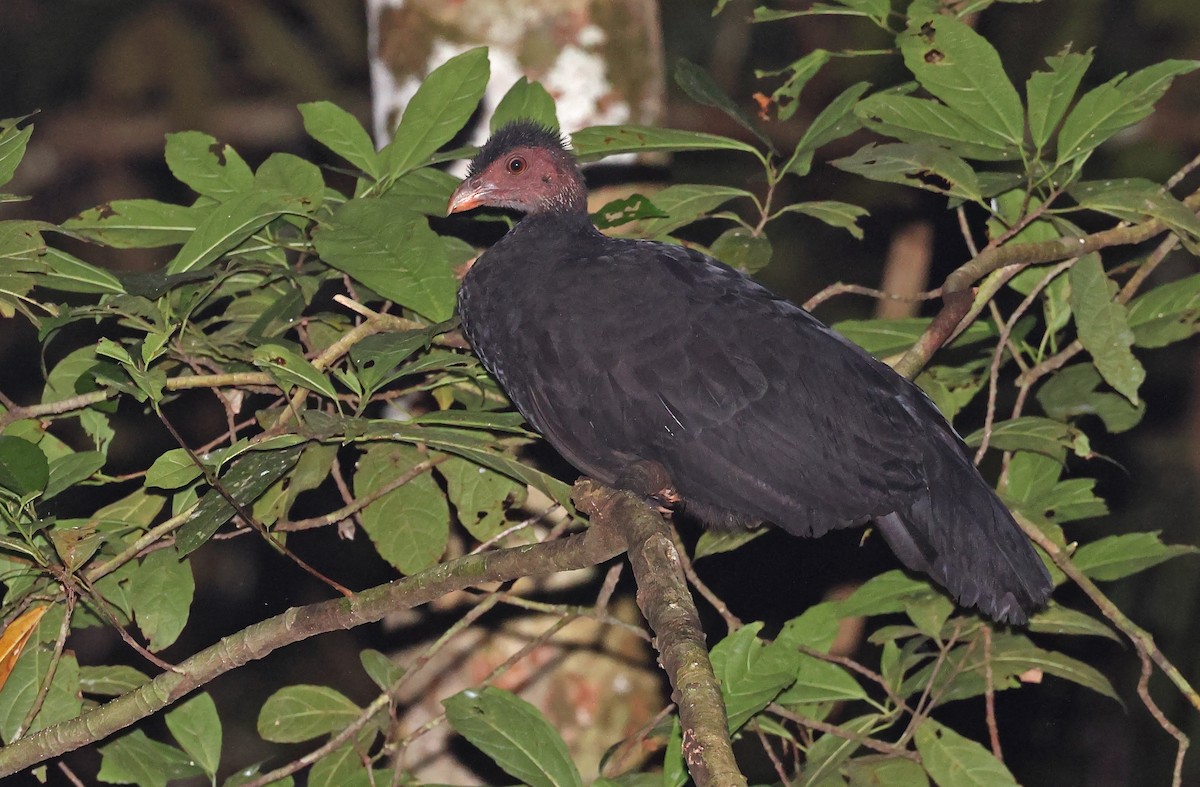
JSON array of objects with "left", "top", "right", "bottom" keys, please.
[{"left": 448, "top": 121, "right": 1053, "bottom": 624}]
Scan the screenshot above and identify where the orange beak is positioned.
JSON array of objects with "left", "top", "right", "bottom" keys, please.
[{"left": 447, "top": 177, "right": 492, "bottom": 215}]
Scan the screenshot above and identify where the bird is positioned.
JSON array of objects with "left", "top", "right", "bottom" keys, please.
[{"left": 447, "top": 120, "right": 1053, "bottom": 624}]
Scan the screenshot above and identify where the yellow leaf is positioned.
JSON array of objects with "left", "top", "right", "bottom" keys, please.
[{"left": 0, "top": 604, "right": 49, "bottom": 692}]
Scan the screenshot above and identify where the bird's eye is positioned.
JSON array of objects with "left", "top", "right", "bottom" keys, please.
[{"left": 507, "top": 156, "right": 526, "bottom": 174}]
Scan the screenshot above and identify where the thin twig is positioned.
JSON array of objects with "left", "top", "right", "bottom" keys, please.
[
  {"left": 670, "top": 529, "right": 742, "bottom": 632},
  {"left": 13, "top": 590, "right": 75, "bottom": 741},
  {"left": 982, "top": 626, "right": 1003, "bottom": 761},
  {"left": 769, "top": 704, "right": 919, "bottom": 761},
  {"left": 752, "top": 720, "right": 791, "bottom": 783}
]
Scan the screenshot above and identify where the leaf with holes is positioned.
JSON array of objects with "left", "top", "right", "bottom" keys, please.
[
  {"left": 899, "top": 13, "right": 1024, "bottom": 146},
  {"left": 833, "top": 142, "right": 982, "bottom": 203}
]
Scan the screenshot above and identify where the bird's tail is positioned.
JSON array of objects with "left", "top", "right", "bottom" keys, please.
[{"left": 873, "top": 434, "right": 1053, "bottom": 624}]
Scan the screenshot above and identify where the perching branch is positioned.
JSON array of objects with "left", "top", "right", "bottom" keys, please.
[{"left": 575, "top": 477, "right": 746, "bottom": 787}]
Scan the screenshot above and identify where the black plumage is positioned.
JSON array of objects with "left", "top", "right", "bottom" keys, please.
[{"left": 449, "top": 121, "right": 1053, "bottom": 624}]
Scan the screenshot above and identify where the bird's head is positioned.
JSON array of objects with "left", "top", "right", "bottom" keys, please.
[{"left": 448, "top": 121, "right": 587, "bottom": 217}]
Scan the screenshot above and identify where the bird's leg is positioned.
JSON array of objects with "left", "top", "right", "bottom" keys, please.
[{"left": 613, "top": 459, "right": 681, "bottom": 515}]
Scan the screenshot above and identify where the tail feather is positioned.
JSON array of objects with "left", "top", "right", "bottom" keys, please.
[{"left": 874, "top": 439, "right": 1053, "bottom": 625}]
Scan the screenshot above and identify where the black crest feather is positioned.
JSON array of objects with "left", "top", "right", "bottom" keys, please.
[{"left": 467, "top": 121, "right": 570, "bottom": 178}]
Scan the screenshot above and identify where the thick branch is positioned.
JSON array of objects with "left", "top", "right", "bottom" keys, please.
[
  {"left": 0, "top": 521, "right": 626, "bottom": 777},
  {"left": 575, "top": 479, "right": 745, "bottom": 787}
]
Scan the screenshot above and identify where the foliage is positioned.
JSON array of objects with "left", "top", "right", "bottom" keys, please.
[{"left": 0, "top": 2, "right": 1198, "bottom": 785}]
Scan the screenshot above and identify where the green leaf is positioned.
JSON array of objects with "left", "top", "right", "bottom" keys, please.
[
  {"left": 662, "top": 716, "right": 687, "bottom": 787},
  {"left": 164, "top": 131, "right": 254, "bottom": 199},
  {"left": 694, "top": 526, "right": 767, "bottom": 559},
  {"left": 439, "top": 456, "right": 523, "bottom": 542},
  {"left": 710, "top": 623, "right": 799, "bottom": 731},
  {"left": 1027, "top": 49, "right": 1094, "bottom": 152},
  {"left": 854, "top": 93, "right": 1018, "bottom": 161},
  {"left": 675, "top": 58, "right": 770, "bottom": 147},
  {"left": 45, "top": 450, "right": 104, "bottom": 501},
  {"left": 299, "top": 101, "right": 379, "bottom": 179},
  {"left": 79, "top": 665, "right": 150, "bottom": 696},
  {"left": 386, "top": 166, "right": 462, "bottom": 216},
  {"left": 775, "top": 602, "right": 843, "bottom": 655},
  {"left": 1073, "top": 532, "right": 1197, "bottom": 581},
  {"left": 832, "top": 316, "right": 993, "bottom": 358},
  {"left": 308, "top": 742, "right": 380, "bottom": 787},
  {"left": 760, "top": 49, "right": 831, "bottom": 122},
  {"left": 777, "top": 655, "right": 869, "bottom": 708},
  {"left": 129, "top": 547, "right": 194, "bottom": 651},
  {"left": 777, "top": 200, "right": 868, "bottom": 239},
  {"left": 789, "top": 81, "right": 869, "bottom": 178},
  {"left": 833, "top": 142, "right": 981, "bottom": 203},
  {"left": 491, "top": 77, "right": 559, "bottom": 132},
  {"left": 252, "top": 342, "right": 339, "bottom": 399},
  {"left": 38, "top": 248, "right": 126, "bottom": 294},
  {"left": 1071, "top": 179, "right": 1200, "bottom": 250},
  {"left": 224, "top": 766, "right": 295, "bottom": 787},
  {"left": 0, "top": 435, "right": 48, "bottom": 497},
  {"left": 354, "top": 443, "right": 449, "bottom": 574},
  {"left": 838, "top": 570, "right": 937, "bottom": 617},
  {"left": 571, "top": 125, "right": 761, "bottom": 161},
  {"left": 349, "top": 328, "right": 439, "bottom": 394},
  {"left": 915, "top": 720, "right": 1019, "bottom": 787},
  {"left": 166, "top": 190, "right": 300, "bottom": 274},
  {"left": 1127, "top": 272, "right": 1200, "bottom": 347},
  {"left": 0, "top": 119, "right": 33, "bottom": 189},
  {"left": 62, "top": 199, "right": 199, "bottom": 248},
  {"left": 899, "top": 13, "right": 1025, "bottom": 146},
  {"left": 258, "top": 684, "right": 361, "bottom": 743},
  {"left": 846, "top": 755, "right": 930, "bottom": 787},
  {"left": 444, "top": 686, "right": 583, "bottom": 787},
  {"left": 175, "top": 445, "right": 303, "bottom": 555},
  {"left": 98, "top": 729, "right": 204, "bottom": 787},
  {"left": 166, "top": 692, "right": 222, "bottom": 776},
  {"left": 1068, "top": 254, "right": 1144, "bottom": 404},
  {"left": 255, "top": 152, "right": 327, "bottom": 207},
  {"left": 381, "top": 47, "right": 490, "bottom": 178},
  {"left": 0, "top": 639, "right": 81, "bottom": 742},
  {"left": 365, "top": 421, "right": 573, "bottom": 509},
  {"left": 1057, "top": 60, "right": 1200, "bottom": 167},
  {"left": 360, "top": 648, "right": 404, "bottom": 691},
  {"left": 1035, "top": 363, "right": 1144, "bottom": 434},
  {"left": 146, "top": 448, "right": 205, "bottom": 490},
  {"left": 965, "top": 416, "right": 1075, "bottom": 460},
  {"left": 315, "top": 198, "right": 457, "bottom": 321},
  {"left": 803, "top": 713, "right": 883, "bottom": 785},
  {"left": 1006, "top": 451, "right": 1106, "bottom": 525},
  {"left": 1028, "top": 603, "right": 1119, "bottom": 641},
  {"left": 709, "top": 227, "right": 772, "bottom": 274},
  {"left": 0, "top": 219, "right": 43, "bottom": 261},
  {"left": 636, "top": 184, "right": 754, "bottom": 238}
]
